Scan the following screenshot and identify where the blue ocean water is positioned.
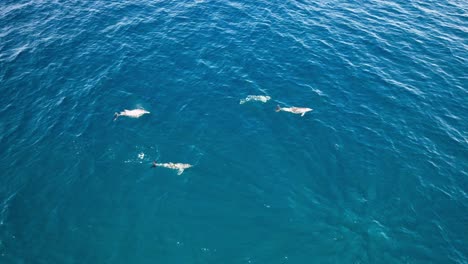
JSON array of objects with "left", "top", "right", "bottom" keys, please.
[{"left": 1, "top": 0, "right": 467, "bottom": 263}]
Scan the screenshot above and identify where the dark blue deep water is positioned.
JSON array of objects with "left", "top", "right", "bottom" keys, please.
[{"left": 1, "top": 0, "right": 467, "bottom": 263}]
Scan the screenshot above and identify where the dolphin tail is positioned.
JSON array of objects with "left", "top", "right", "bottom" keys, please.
[
  {"left": 275, "top": 105, "right": 281, "bottom": 112},
  {"left": 113, "top": 112, "right": 120, "bottom": 121},
  {"left": 151, "top": 161, "right": 157, "bottom": 168}
]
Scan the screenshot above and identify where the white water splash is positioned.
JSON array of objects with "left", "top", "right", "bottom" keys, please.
[{"left": 240, "top": 95, "right": 271, "bottom": 104}]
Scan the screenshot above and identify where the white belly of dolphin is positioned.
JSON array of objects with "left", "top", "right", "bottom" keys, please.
[
  {"left": 114, "top": 109, "right": 150, "bottom": 120},
  {"left": 276, "top": 105, "right": 313, "bottom": 116},
  {"left": 153, "top": 162, "right": 192, "bottom": 175}
]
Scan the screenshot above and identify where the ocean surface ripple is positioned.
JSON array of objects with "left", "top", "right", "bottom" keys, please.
[{"left": 0, "top": 0, "right": 467, "bottom": 263}]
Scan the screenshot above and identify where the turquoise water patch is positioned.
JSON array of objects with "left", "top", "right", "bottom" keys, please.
[{"left": 0, "top": 0, "right": 467, "bottom": 263}]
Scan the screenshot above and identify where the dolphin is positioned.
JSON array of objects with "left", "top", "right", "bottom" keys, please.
[
  {"left": 114, "top": 109, "right": 150, "bottom": 121},
  {"left": 240, "top": 95, "right": 271, "bottom": 104},
  {"left": 151, "top": 161, "right": 192, "bottom": 175},
  {"left": 275, "top": 105, "right": 313, "bottom": 116}
]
